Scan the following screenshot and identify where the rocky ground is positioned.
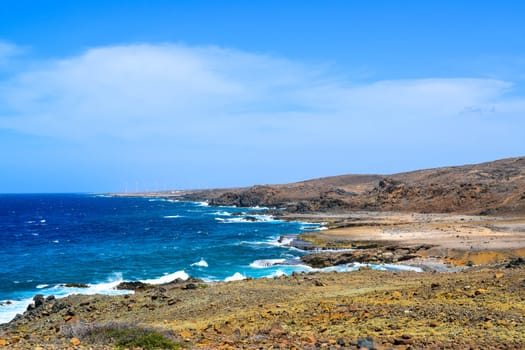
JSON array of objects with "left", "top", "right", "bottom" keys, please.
[
  {"left": 1, "top": 264, "right": 525, "bottom": 349},
  {"left": 3, "top": 156, "right": 525, "bottom": 349}
]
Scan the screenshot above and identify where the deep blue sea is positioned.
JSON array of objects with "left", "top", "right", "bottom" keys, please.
[{"left": 0, "top": 194, "right": 420, "bottom": 323}]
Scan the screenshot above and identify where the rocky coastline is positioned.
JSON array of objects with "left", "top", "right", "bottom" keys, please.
[{"left": 2, "top": 156, "right": 525, "bottom": 349}]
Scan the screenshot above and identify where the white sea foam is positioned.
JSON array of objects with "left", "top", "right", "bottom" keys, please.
[
  {"left": 215, "top": 214, "right": 280, "bottom": 224},
  {"left": 209, "top": 211, "right": 232, "bottom": 216},
  {"left": 275, "top": 236, "right": 294, "bottom": 246},
  {"left": 250, "top": 259, "right": 287, "bottom": 268},
  {"left": 0, "top": 273, "right": 131, "bottom": 325},
  {"left": 163, "top": 215, "right": 182, "bottom": 219},
  {"left": 191, "top": 259, "right": 209, "bottom": 268},
  {"left": 248, "top": 206, "right": 269, "bottom": 210},
  {"left": 372, "top": 264, "right": 423, "bottom": 272},
  {"left": 52, "top": 240, "right": 59, "bottom": 244},
  {"left": 224, "top": 272, "right": 245, "bottom": 282},
  {"left": 140, "top": 270, "right": 189, "bottom": 284},
  {"left": 195, "top": 201, "right": 209, "bottom": 207},
  {"left": 267, "top": 269, "right": 286, "bottom": 278},
  {"left": 0, "top": 298, "right": 34, "bottom": 324},
  {"left": 148, "top": 198, "right": 167, "bottom": 202}
]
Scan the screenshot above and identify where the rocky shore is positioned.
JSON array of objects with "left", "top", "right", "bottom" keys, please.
[
  {"left": 1, "top": 264, "right": 524, "bottom": 349},
  {"left": 3, "top": 156, "right": 525, "bottom": 348}
]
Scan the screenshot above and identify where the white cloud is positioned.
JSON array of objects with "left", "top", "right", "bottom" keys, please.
[
  {"left": 0, "top": 40, "right": 21, "bottom": 65},
  {"left": 0, "top": 44, "right": 520, "bottom": 139},
  {"left": 0, "top": 43, "right": 524, "bottom": 182}
]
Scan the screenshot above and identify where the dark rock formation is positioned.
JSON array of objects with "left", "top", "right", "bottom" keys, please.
[
  {"left": 192, "top": 157, "right": 525, "bottom": 215},
  {"left": 117, "top": 281, "right": 149, "bottom": 291},
  {"left": 301, "top": 245, "right": 432, "bottom": 268}
]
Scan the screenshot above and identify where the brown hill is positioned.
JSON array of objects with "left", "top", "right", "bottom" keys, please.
[{"left": 199, "top": 157, "right": 525, "bottom": 215}]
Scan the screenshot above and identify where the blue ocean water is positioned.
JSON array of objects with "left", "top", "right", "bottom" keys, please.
[
  {"left": 0, "top": 194, "right": 420, "bottom": 324},
  {"left": 0, "top": 194, "right": 320, "bottom": 323}
]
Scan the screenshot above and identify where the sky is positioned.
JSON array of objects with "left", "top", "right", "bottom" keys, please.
[{"left": 0, "top": 1, "right": 524, "bottom": 193}]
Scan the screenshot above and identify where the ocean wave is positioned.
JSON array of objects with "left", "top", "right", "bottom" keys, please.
[
  {"left": 249, "top": 259, "right": 287, "bottom": 268},
  {"left": 0, "top": 273, "right": 131, "bottom": 325},
  {"left": 224, "top": 272, "right": 245, "bottom": 282},
  {"left": 248, "top": 206, "right": 270, "bottom": 210},
  {"left": 215, "top": 215, "right": 280, "bottom": 224},
  {"left": 267, "top": 269, "right": 286, "bottom": 278},
  {"left": 194, "top": 201, "right": 209, "bottom": 207},
  {"left": 191, "top": 259, "right": 209, "bottom": 268},
  {"left": 0, "top": 298, "right": 34, "bottom": 324},
  {"left": 163, "top": 215, "right": 182, "bottom": 219},
  {"left": 148, "top": 198, "right": 167, "bottom": 202},
  {"left": 300, "top": 225, "right": 327, "bottom": 231},
  {"left": 140, "top": 270, "right": 189, "bottom": 284},
  {"left": 208, "top": 211, "right": 232, "bottom": 216}
]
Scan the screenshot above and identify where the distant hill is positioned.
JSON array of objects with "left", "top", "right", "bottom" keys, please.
[{"left": 192, "top": 157, "right": 525, "bottom": 215}]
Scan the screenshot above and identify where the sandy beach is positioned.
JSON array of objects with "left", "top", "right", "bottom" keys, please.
[{"left": 285, "top": 211, "right": 525, "bottom": 267}]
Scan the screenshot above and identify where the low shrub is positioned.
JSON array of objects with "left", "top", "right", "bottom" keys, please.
[{"left": 61, "top": 322, "right": 181, "bottom": 349}]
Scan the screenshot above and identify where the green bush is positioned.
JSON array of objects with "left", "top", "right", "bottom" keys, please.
[
  {"left": 62, "top": 321, "right": 181, "bottom": 349},
  {"left": 102, "top": 327, "right": 180, "bottom": 349}
]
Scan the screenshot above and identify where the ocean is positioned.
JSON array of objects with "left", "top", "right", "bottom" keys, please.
[{"left": 0, "top": 194, "right": 420, "bottom": 324}]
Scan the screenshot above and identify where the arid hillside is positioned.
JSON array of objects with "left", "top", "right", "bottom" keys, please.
[{"left": 187, "top": 157, "right": 525, "bottom": 215}]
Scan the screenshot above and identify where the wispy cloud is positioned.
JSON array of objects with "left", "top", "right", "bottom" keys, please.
[
  {"left": 0, "top": 43, "right": 524, "bottom": 189},
  {"left": 0, "top": 40, "right": 21, "bottom": 65}
]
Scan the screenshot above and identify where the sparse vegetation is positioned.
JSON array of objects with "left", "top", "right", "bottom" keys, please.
[{"left": 61, "top": 322, "right": 181, "bottom": 349}]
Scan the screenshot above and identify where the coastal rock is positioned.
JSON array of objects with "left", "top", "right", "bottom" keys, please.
[
  {"left": 33, "top": 295, "right": 45, "bottom": 308},
  {"left": 357, "top": 336, "right": 375, "bottom": 349},
  {"left": 505, "top": 257, "right": 525, "bottom": 268},
  {"left": 62, "top": 283, "right": 89, "bottom": 288},
  {"left": 300, "top": 246, "right": 423, "bottom": 268},
  {"left": 194, "top": 157, "right": 525, "bottom": 215},
  {"left": 116, "top": 281, "right": 149, "bottom": 290}
]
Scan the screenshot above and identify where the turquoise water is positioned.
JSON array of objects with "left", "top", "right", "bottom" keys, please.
[
  {"left": 0, "top": 194, "right": 420, "bottom": 323},
  {"left": 0, "top": 194, "right": 321, "bottom": 323}
]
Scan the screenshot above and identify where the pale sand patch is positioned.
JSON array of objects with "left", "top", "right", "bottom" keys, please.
[{"left": 294, "top": 211, "right": 525, "bottom": 265}]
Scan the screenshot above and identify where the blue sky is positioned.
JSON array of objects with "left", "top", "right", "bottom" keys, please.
[{"left": 1, "top": 1, "right": 524, "bottom": 193}]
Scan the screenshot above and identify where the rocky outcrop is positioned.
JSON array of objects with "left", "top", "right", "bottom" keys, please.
[
  {"left": 210, "top": 186, "right": 283, "bottom": 207},
  {"left": 193, "top": 157, "right": 525, "bottom": 215},
  {"left": 301, "top": 245, "right": 433, "bottom": 268}
]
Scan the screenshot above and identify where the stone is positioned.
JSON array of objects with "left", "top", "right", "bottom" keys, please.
[
  {"left": 116, "top": 281, "right": 148, "bottom": 290},
  {"left": 0, "top": 339, "right": 7, "bottom": 346},
  {"left": 33, "top": 294, "right": 45, "bottom": 308},
  {"left": 357, "top": 336, "right": 375, "bottom": 349},
  {"left": 70, "top": 337, "right": 81, "bottom": 346},
  {"left": 313, "top": 279, "right": 325, "bottom": 287},
  {"left": 180, "top": 330, "right": 192, "bottom": 340},
  {"left": 270, "top": 322, "right": 284, "bottom": 336},
  {"left": 63, "top": 283, "right": 89, "bottom": 288},
  {"left": 183, "top": 283, "right": 198, "bottom": 290},
  {"left": 429, "top": 320, "right": 439, "bottom": 328},
  {"left": 475, "top": 288, "right": 488, "bottom": 295},
  {"left": 214, "top": 323, "right": 221, "bottom": 333}
]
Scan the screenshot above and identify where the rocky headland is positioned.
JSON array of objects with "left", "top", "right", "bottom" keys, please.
[{"left": 2, "top": 156, "right": 525, "bottom": 349}]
